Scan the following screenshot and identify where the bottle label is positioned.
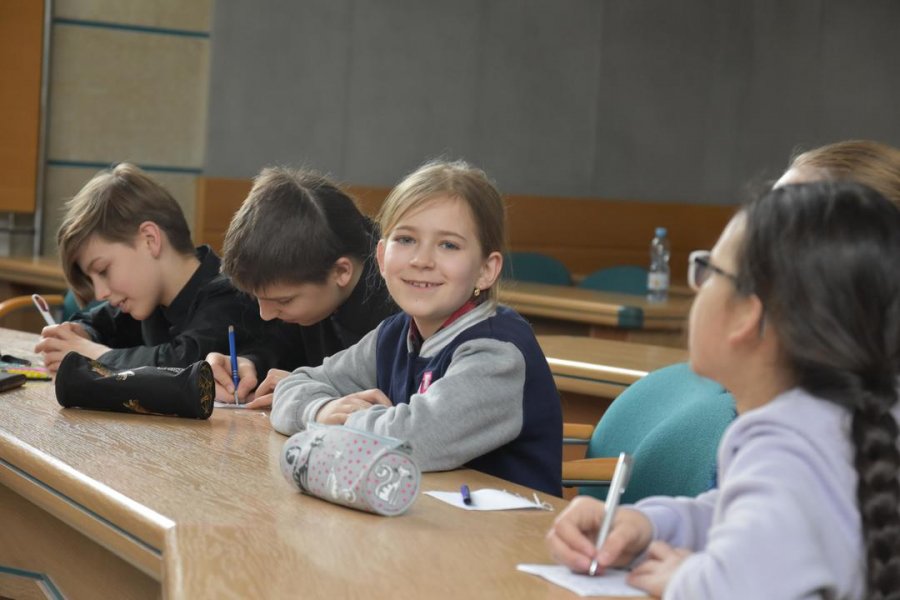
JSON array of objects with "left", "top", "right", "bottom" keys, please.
[{"left": 648, "top": 272, "right": 669, "bottom": 291}]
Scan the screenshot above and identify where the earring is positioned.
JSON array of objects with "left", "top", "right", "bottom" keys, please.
[{"left": 473, "top": 287, "right": 481, "bottom": 298}]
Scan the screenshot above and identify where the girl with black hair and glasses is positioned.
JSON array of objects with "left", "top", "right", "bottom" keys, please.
[{"left": 547, "top": 181, "right": 900, "bottom": 600}]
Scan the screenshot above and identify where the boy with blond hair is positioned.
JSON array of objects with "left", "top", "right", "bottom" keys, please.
[{"left": 36, "top": 163, "right": 264, "bottom": 372}]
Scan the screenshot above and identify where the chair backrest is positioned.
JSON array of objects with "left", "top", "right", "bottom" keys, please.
[
  {"left": 581, "top": 362, "right": 736, "bottom": 504},
  {"left": 0, "top": 291, "right": 104, "bottom": 324},
  {"left": 63, "top": 290, "right": 86, "bottom": 321},
  {"left": 501, "top": 252, "right": 572, "bottom": 286},
  {"left": 579, "top": 265, "right": 648, "bottom": 296}
]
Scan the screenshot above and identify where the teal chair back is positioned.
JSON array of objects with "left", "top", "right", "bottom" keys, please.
[
  {"left": 63, "top": 290, "right": 104, "bottom": 321},
  {"left": 501, "top": 252, "right": 571, "bottom": 286},
  {"left": 579, "top": 265, "right": 648, "bottom": 296},
  {"left": 581, "top": 362, "right": 736, "bottom": 504}
]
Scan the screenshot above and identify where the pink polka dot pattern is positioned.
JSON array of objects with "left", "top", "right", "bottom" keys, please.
[{"left": 280, "top": 425, "right": 420, "bottom": 516}]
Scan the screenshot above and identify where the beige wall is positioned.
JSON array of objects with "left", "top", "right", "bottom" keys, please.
[{"left": 41, "top": 0, "right": 211, "bottom": 254}]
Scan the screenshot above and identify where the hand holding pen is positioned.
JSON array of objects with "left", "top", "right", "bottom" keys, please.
[
  {"left": 589, "top": 452, "right": 633, "bottom": 576},
  {"left": 228, "top": 325, "right": 241, "bottom": 406},
  {"left": 546, "top": 452, "right": 653, "bottom": 575}
]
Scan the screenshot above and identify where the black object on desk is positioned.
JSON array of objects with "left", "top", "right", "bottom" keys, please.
[
  {"left": 54, "top": 352, "right": 215, "bottom": 419},
  {"left": 0, "top": 372, "right": 27, "bottom": 392}
]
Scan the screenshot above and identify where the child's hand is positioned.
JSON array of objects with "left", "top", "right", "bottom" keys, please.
[
  {"left": 205, "top": 352, "right": 257, "bottom": 403},
  {"left": 546, "top": 496, "right": 653, "bottom": 574},
  {"left": 34, "top": 323, "right": 109, "bottom": 373},
  {"left": 627, "top": 541, "right": 691, "bottom": 597},
  {"left": 242, "top": 368, "right": 289, "bottom": 409},
  {"left": 38, "top": 322, "right": 90, "bottom": 341},
  {"left": 316, "top": 389, "right": 393, "bottom": 425}
]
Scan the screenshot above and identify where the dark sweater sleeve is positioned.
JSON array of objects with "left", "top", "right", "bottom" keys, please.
[
  {"left": 69, "top": 302, "right": 144, "bottom": 349},
  {"left": 242, "top": 320, "right": 309, "bottom": 376},
  {"left": 95, "top": 288, "right": 264, "bottom": 370}
]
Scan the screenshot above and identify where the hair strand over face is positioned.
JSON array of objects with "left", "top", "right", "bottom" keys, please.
[
  {"left": 57, "top": 163, "right": 194, "bottom": 305},
  {"left": 221, "top": 167, "right": 375, "bottom": 294}
]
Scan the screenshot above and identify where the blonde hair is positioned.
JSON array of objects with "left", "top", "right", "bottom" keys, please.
[
  {"left": 377, "top": 160, "right": 507, "bottom": 303},
  {"left": 790, "top": 140, "right": 900, "bottom": 207},
  {"left": 57, "top": 163, "right": 194, "bottom": 304}
]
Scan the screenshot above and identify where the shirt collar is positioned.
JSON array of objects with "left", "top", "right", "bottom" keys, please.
[
  {"left": 407, "top": 299, "right": 480, "bottom": 348},
  {"left": 161, "top": 245, "right": 220, "bottom": 327}
]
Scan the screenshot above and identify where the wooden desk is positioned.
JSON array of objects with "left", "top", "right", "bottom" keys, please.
[
  {"left": 0, "top": 256, "right": 67, "bottom": 332},
  {"left": 0, "top": 329, "right": 643, "bottom": 599},
  {"left": 501, "top": 281, "right": 692, "bottom": 347},
  {"left": 0, "top": 256, "right": 66, "bottom": 291},
  {"left": 538, "top": 335, "right": 688, "bottom": 447},
  {"left": 539, "top": 335, "right": 688, "bottom": 400}
]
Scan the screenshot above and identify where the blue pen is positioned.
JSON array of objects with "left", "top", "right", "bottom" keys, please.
[
  {"left": 228, "top": 325, "right": 241, "bottom": 406},
  {"left": 460, "top": 484, "right": 473, "bottom": 505}
]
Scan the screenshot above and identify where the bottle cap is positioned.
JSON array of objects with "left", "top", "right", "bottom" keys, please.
[{"left": 655, "top": 227, "right": 667, "bottom": 237}]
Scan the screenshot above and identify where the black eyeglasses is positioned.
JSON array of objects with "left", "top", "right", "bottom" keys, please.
[{"left": 688, "top": 250, "right": 739, "bottom": 291}]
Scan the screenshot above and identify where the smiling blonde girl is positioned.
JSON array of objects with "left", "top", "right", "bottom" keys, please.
[{"left": 271, "top": 160, "right": 562, "bottom": 496}]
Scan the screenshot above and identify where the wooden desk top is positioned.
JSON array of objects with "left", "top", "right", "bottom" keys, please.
[
  {"left": 500, "top": 281, "right": 693, "bottom": 330},
  {"left": 0, "top": 255, "right": 66, "bottom": 291},
  {"left": 538, "top": 335, "right": 687, "bottom": 397},
  {"left": 0, "top": 329, "right": 644, "bottom": 599}
]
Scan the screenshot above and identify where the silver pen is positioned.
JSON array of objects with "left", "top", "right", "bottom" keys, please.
[{"left": 589, "top": 452, "right": 634, "bottom": 576}]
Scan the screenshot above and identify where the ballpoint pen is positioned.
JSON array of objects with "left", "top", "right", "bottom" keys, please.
[
  {"left": 32, "top": 294, "right": 57, "bottom": 326},
  {"left": 228, "top": 325, "right": 241, "bottom": 406},
  {"left": 589, "top": 452, "right": 633, "bottom": 577}
]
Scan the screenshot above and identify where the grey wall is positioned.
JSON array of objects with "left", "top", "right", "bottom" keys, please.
[{"left": 205, "top": 0, "right": 900, "bottom": 204}]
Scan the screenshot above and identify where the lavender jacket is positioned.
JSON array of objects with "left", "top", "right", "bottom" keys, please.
[{"left": 635, "top": 387, "right": 900, "bottom": 599}]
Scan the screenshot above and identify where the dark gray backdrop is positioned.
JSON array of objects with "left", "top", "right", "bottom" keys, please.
[{"left": 205, "top": 0, "right": 900, "bottom": 204}]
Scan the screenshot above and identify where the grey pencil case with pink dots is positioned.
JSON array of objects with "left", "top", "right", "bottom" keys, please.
[{"left": 280, "top": 424, "right": 420, "bottom": 516}]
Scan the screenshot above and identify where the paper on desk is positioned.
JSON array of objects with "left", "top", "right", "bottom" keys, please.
[
  {"left": 424, "top": 488, "right": 549, "bottom": 511},
  {"left": 517, "top": 564, "right": 645, "bottom": 597},
  {"left": 214, "top": 401, "right": 246, "bottom": 410}
]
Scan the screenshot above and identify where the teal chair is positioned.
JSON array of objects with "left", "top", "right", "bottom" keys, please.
[
  {"left": 579, "top": 265, "right": 648, "bottom": 296},
  {"left": 62, "top": 290, "right": 105, "bottom": 320},
  {"left": 563, "top": 363, "right": 736, "bottom": 504},
  {"left": 501, "top": 252, "right": 571, "bottom": 286}
]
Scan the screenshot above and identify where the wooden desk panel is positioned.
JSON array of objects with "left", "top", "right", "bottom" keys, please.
[
  {"left": 539, "top": 335, "right": 687, "bottom": 399},
  {"left": 0, "top": 256, "right": 66, "bottom": 331},
  {"left": 0, "top": 329, "right": 644, "bottom": 599},
  {"left": 0, "top": 256, "right": 66, "bottom": 291},
  {"left": 502, "top": 281, "right": 692, "bottom": 348}
]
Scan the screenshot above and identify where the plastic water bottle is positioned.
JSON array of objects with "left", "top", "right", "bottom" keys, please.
[{"left": 647, "top": 227, "right": 670, "bottom": 302}]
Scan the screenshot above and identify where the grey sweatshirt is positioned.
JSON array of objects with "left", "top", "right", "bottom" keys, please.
[{"left": 270, "top": 303, "right": 562, "bottom": 489}]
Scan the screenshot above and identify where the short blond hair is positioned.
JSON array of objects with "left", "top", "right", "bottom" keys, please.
[
  {"left": 790, "top": 140, "right": 900, "bottom": 207},
  {"left": 377, "top": 160, "right": 507, "bottom": 303},
  {"left": 57, "top": 163, "right": 194, "bottom": 304}
]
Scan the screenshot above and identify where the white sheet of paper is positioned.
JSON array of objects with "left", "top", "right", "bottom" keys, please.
[
  {"left": 424, "top": 488, "right": 546, "bottom": 510},
  {"left": 517, "top": 564, "right": 646, "bottom": 597},
  {"left": 214, "top": 401, "right": 246, "bottom": 409}
]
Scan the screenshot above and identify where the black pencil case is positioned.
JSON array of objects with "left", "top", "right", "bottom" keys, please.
[{"left": 54, "top": 352, "right": 215, "bottom": 419}]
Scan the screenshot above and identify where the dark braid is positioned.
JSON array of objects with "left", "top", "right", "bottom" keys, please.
[
  {"left": 853, "top": 387, "right": 900, "bottom": 599},
  {"left": 738, "top": 182, "right": 900, "bottom": 598}
]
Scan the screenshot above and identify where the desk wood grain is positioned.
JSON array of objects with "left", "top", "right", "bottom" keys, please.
[
  {"left": 0, "top": 256, "right": 66, "bottom": 291},
  {"left": 0, "top": 329, "right": 645, "bottom": 599},
  {"left": 539, "top": 335, "right": 687, "bottom": 398},
  {"left": 501, "top": 281, "right": 691, "bottom": 329}
]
